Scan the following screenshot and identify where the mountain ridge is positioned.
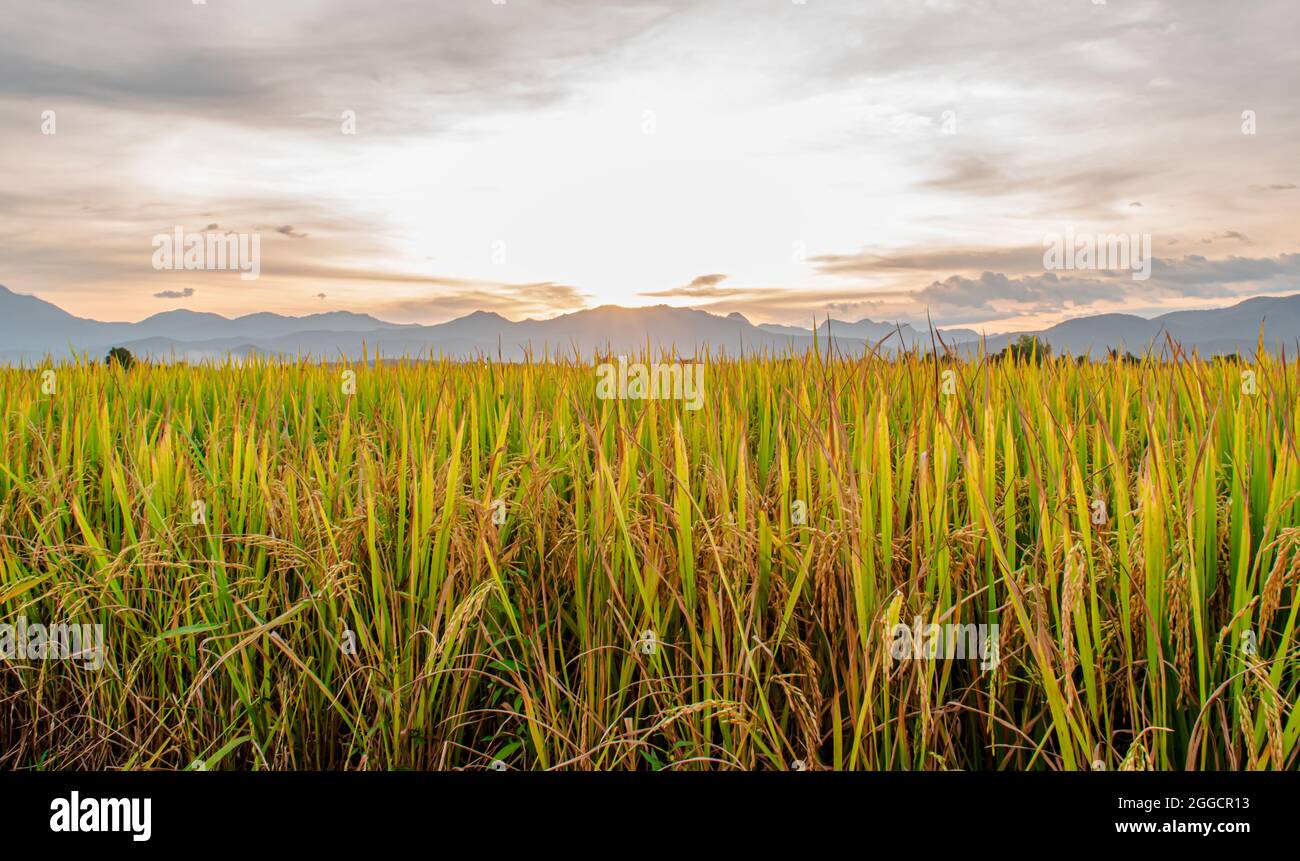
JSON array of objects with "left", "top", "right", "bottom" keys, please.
[{"left": 1, "top": 284, "right": 1297, "bottom": 362}]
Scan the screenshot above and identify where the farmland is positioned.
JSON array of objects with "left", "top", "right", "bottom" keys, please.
[{"left": 0, "top": 350, "right": 1296, "bottom": 770}]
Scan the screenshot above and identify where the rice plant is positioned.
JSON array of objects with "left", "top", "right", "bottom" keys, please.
[{"left": 0, "top": 346, "right": 1296, "bottom": 770}]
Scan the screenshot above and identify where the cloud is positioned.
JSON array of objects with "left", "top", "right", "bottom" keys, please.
[
  {"left": 812, "top": 246, "right": 1045, "bottom": 277},
  {"left": 153, "top": 287, "right": 195, "bottom": 299},
  {"left": 922, "top": 155, "right": 1149, "bottom": 213},
  {"left": 1197, "top": 231, "right": 1254, "bottom": 246},
  {"left": 921, "top": 155, "right": 1010, "bottom": 195},
  {"left": 642, "top": 273, "right": 732, "bottom": 298},
  {"left": 1147, "top": 253, "right": 1300, "bottom": 293},
  {"left": 364, "top": 278, "right": 589, "bottom": 322},
  {"left": 2, "top": 0, "right": 1297, "bottom": 331},
  {"left": 916, "top": 272, "right": 1126, "bottom": 312},
  {"left": 686, "top": 273, "right": 727, "bottom": 290},
  {"left": 0, "top": 0, "right": 687, "bottom": 132},
  {"left": 906, "top": 252, "right": 1300, "bottom": 323},
  {"left": 626, "top": 247, "right": 1300, "bottom": 328}
]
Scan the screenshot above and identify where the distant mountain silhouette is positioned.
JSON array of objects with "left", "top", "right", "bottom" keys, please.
[
  {"left": 759, "top": 318, "right": 980, "bottom": 348},
  {"left": 974, "top": 295, "right": 1300, "bottom": 357},
  {"left": 1, "top": 283, "right": 1297, "bottom": 362}
]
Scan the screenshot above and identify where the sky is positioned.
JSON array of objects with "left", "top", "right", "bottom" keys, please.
[{"left": 1, "top": 0, "right": 1297, "bottom": 333}]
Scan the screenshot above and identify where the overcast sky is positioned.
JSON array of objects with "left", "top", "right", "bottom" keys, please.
[{"left": 1, "top": 0, "right": 1297, "bottom": 331}]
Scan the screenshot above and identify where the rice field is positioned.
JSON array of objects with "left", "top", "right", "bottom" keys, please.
[{"left": 1, "top": 348, "right": 1297, "bottom": 770}]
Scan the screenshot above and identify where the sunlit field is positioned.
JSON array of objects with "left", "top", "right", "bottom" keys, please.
[{"left": 1, "top": 348, "right": 1296, "bottom": 770}]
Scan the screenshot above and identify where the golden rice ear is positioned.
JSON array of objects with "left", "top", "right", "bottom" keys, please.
[{"left": 1120, "top": 738, "right": 1152, "bottom": 772}]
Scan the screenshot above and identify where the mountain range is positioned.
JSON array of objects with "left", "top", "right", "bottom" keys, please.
[{"left": 1, "top": 284, "right": 1297, "bottom": 363}]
